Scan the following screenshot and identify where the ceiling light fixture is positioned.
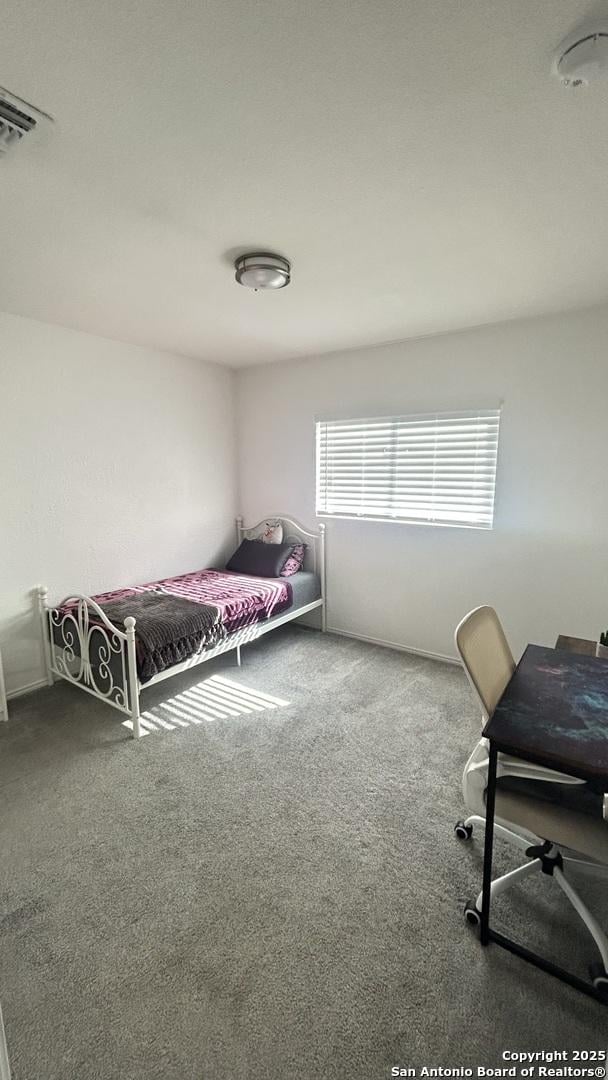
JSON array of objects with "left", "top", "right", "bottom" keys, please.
[
  {"left": 553, "top": 27, "right": 608, "bottom": 86},
  {"left": 0, "top": 85, "right": 53, "bottom": 158},
  {"left": 234, "top": 252, "right": 291, "bottom": 291}
]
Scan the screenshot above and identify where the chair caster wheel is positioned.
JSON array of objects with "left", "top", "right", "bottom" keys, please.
[
  {"left": 464, "top": 901, "right": 481, "bottom": 928},
  {"left": 589, "top": 962, "right": 608, "bottom": 1000},
  {"left": 454, "top": 820, "right": 473, "bottom": 840}
]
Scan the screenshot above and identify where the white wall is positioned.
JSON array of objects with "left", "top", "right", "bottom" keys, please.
[
  {"left": 236, "top": 305, "right": 608, "bottom": 661},
  {"left": 0, "top": 312, "right": 237, "bottom": 695}
]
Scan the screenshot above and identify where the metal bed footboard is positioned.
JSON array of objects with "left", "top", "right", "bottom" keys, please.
[{"left": 37, "top": 587, "right": 141, "bottom": 738}]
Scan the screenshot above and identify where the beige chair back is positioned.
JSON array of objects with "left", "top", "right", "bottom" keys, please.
[{"left": 455, "top": 606, "right": 515, "bottom": 721}]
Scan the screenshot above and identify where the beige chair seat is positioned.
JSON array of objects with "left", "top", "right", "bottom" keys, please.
[
  {"left": 494, "top": 790, "right": 608, "bottom": 864},
  {"left": 463, "top": 739, "right": 608, "bottom": 863}
]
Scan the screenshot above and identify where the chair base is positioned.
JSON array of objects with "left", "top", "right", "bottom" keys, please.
[{"left": 456, "top": 815, "right": 608, "bottom": 998}]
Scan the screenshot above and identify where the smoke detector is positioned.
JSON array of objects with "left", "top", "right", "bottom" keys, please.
[
  {"left": 553, "top": 29, "right": 608, "bottom": 87},
  {"left": 0, "top": 86, "right": 52, "bottom": 156}
]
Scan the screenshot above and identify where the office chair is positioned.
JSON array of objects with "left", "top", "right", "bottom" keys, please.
[{"left": 454, "top": 605, "right": 608, "bottom": 994}]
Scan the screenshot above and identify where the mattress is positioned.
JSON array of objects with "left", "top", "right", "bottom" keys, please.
[{"left": 279, "top": 570, "right": 321, "bottom": 610}]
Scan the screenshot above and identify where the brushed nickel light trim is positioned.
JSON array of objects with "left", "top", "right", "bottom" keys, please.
[{"left": 234, "top": 252, "right": 291, "bottom": 290}]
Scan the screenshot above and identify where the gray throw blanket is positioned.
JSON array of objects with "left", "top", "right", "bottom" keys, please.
[{"left": 102, "top": 590, "right": 225, "bottom": 683}]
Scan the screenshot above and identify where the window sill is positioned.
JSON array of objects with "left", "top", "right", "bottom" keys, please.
[{"left": 315, "top": 512, "right": 493, "bottom": 531}]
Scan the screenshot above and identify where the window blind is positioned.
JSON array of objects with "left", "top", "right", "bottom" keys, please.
[{"left": 316, "top": 409, "right": 500, "bottom": 529}]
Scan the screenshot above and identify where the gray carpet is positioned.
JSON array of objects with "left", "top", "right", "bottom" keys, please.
[{"left": 0, "top": 627, "right": 605, "bottom": 1080}]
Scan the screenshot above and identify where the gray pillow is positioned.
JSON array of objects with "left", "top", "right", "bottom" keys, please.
[{"left": 226, "top": 539, "right": 295, "bottom": 577}]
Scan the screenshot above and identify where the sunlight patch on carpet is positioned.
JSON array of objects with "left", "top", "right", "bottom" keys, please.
[{"left": 122, "top": 674, "right": 290, "bottom": 735}]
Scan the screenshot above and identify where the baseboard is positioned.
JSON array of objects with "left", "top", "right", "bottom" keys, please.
[
  {"left": 6, "top": 677, "right": 48, "bottom": 700},
  {"left": 326, "top": 626, "right": 459, "bottom": 665}
]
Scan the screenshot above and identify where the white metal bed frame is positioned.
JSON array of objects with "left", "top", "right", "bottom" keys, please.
[{"left": 37, "top": 515, "right": 326, "bottom": 739}]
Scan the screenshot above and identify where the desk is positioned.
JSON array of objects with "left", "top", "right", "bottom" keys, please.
[{"left": 481, "top": 643, "right": 608, "bottom": 1001}]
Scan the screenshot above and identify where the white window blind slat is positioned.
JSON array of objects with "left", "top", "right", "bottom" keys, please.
[{"left": 316, "top": 409, "right": 500, "bottom": 529}]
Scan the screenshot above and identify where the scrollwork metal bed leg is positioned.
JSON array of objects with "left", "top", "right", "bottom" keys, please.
[
  {"left": 124, "top": 617, "right": 141, "bottom": 739},
  {"left": 37, "top": 585, "right": 54, "bottom": 686}
]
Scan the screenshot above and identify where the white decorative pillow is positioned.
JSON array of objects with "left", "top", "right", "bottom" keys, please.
[{"left": 249, "top": 519, "right": 283, "bottom": 544}]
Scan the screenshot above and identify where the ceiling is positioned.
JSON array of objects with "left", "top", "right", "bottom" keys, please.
[{"left": 0, "top": 0, "right": 607, "bottom": 367}]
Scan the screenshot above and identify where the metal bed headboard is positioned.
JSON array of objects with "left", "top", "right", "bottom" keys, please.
[{"left": 235, "top": 514, "right": 326, "bottom": 624}]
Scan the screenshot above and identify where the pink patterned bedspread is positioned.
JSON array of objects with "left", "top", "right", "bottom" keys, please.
[
  {"left": 59, "top": 569, "right": 293, "bottom": 682},
  {"left": 84, "top": 568, "right": 293, "bottom": 636}
]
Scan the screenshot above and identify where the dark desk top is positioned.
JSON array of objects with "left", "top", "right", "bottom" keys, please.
[{"left": 483, "top": 644, "right": 608, "bottom": 786}]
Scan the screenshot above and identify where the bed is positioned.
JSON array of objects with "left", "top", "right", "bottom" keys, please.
[{"left": 37, "top": 516, "right": 326, "bottom": 738}]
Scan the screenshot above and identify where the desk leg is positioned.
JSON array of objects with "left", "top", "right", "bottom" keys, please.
[{"left": 480, "top": 742, "right": 498, "bottom": 947}]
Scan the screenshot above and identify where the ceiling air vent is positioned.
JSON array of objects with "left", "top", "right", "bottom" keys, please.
[{"left": 0, "top": 87, "right": 51, "bottom": 157}]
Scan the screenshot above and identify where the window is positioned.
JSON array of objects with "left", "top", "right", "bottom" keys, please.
[{"left": 316, "top": 409, "right": 500, "bottom": 529}]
